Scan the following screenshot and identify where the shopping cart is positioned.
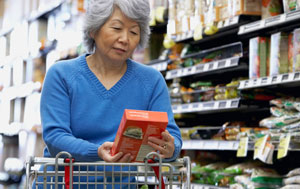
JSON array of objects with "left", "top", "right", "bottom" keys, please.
[{"left": 26, "top": 151, "right": 191, "bottom": 188}]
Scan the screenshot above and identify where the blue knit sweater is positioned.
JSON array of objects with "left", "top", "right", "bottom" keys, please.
[{"left": 40, "top": 54, "right": 182, "bottom": 162}]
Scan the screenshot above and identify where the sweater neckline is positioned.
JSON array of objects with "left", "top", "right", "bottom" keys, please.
[{"left": 80, "top": 54, "right": 133, "bottom": 98}]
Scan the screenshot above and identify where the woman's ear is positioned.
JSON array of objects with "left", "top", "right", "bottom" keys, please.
[{"left": 89, "top": 31, "right": 95, "bottom": 39}]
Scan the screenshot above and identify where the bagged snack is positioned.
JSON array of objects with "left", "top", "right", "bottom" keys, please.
[
  {"left": 294, "top": 102, "right": 300, "bottom": 111},
  {"left": 271, "top": 98, "right": 286, "bottom": 108},
  {"left": 282, "top": 121, "right": 300, "bottom": 131},
  {"left": 281, "top": 185, "right": 300, "bottom": 189},
  {"left": 287, "top": 168, "right": 300, "bottom": 177},
  {"left": 271, "top": 107, "right": 298, "bottom": 117},
  {"left": 259, "top": 115, "right": 300, "bottom": 128},
  {"left": 284, "top": 176, "right": 300, "bottom": 184},
  {"left": 223, "top": 162, "right": 262, "bottom": 175},
  {"left": 251, "top": 168, "right": 283, "bottom": 186},
  {"left": 289, "top": 32, "right": 294, "bottom": 73}
]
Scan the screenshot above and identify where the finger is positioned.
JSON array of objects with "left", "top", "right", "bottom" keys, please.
[
  {"left": 162, "top": 131, "right": 174, "bottom": 143},
  {"left": 148, "top": 137, "right": 164, "bottom": 146},
  {"left": 118, "top": 153, "right": 132, "bottom": 163},
  {"left": 107, "top": 152, "right": 123, "bottom": 162},
  {"left": 148, "top": 141, "right": 166, "bottom": 153}
]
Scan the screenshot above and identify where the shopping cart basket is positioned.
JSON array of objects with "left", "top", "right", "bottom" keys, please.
[{"left": 26, "top": 151, "right": 191, "bottom": 189}]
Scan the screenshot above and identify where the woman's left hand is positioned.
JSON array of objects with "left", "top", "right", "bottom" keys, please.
[{"left": 148, "top": 130, "right": 175, "bottom": 159}]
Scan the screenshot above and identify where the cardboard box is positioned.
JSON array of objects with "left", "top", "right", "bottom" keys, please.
[
  {"left": 293, "top": 28, "right": 300, "bottom": 72},
  {"left": 229, "top": 0, "right": 261, "bottom": 17},
  {"left": 270, "top": 32, "right": 289, "bottom": 76},
  {"left": 111, "top": 109, "right": 168, "bottom": 162},
  {"left": 249, "top": 37, "right": 270, "bottom": 79}
]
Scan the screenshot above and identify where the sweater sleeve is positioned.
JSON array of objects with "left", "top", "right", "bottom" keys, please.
[
  {"left": 40, "top": 63, "right": 100, "bottom": 162},
  {"left": 147, "top": 71, "right": 182, "bottom": 162}
]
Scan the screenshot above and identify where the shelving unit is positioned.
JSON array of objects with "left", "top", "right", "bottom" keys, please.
[
  {"left": 148, "top": 2, "right": 300, "bottom": 188},
  {"left": 182, "top": 140, "right": 300, "bottom": 151}
]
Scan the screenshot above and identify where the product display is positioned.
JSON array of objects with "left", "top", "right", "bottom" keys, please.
[{"left": 2, "top": 0, "right": 300, "bottom": 188}]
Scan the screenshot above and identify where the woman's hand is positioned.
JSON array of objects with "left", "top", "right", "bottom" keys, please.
[
  {"left": 147, "top": 130, "right": 175, "bottom": 159},
  {"left": 98, "top": 142, "right": 133, "bottom": 162}
]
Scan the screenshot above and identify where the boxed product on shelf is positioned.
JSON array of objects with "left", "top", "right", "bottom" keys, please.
[
  {"left": 111, "top": 109, "right": 168, "bottom": 162},
  {"left": 249, "top": 37, "right": 270, "bottom": 79},
  {"left": 270, "top": 32, "right": 289, "bottom": 76},
  {"left": 228, "top": 0, "right": 261, "bottom": 17},
  {"left": 289, "top": 32, "right": 294, "bottom": 73},
  {"left": 282, "top": 0, "right": 300, "bottom": 12},
  {"left": 293, "top": 28, "right": 300, "bottom": 72},
  {"left": 262, "top": 0, "right": 283, "bottom": 19}
]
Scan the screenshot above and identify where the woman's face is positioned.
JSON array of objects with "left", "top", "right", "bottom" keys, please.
[{"left": 93, "top": 7, "right": 141, "bottom": 63}]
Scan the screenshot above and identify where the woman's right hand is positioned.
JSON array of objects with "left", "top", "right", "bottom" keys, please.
[{"left": 98, "top": 142, "right": 133, "bottom": 162}]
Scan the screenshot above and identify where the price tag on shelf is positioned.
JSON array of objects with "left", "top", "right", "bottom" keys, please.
[
  {"left": 254, "top": 135, "right": 268, "bottom": 160},
  {"left": 280, "top": 13, "right": 287, "bottom": 22},
  {"left": 277, "top": 134, "right": 291, "bottom": 159},
  {"left": 237, "top": 137, "right": 248, "bottom": 157},
  {"left": 259, "top": 19, "right": 266, "bottom": 28}
]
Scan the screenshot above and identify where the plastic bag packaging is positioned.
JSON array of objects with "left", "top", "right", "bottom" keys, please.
[
  {"left": 259, "top": 115, "right": 300, "bottom": 128},
  {"left": 281, "top": 184, "right": 300, "bottom": 189},
  {"left": 284, "top": 176, "right": 300, "bottom": 185},
  {"left": 251, "top": 168, "right": 283, "bottom": 186},
  {"left": 271, "top": 107, "right": 298, "bottom": 117},
  {"left": 287, "top": 168, "right": 300, "bottom": 177},
  {"left": 282, "top": 121, "right": 300, "bottom": 131}
]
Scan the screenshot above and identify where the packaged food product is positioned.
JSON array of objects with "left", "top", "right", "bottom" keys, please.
[
  {"left": 251, "top": 168, "right": 283, "bottom": 186},
  {"left": 293, "top": 28, "right": 300, "bottom": 72},
  {"left": 270, "top": 32, "right": 289, "bottom": 76},
  {"left": 270, "top": 107, "right": 298, "bottom": 117},
  {"left": 249, "top": 37, "right": 270, "bottom": 78},
  {"left": 284, "top": 176, "right": 300, "bottom": 184},
  {"left": 259, "top": 114, "right": 300, "bottom": 128},
  {"left": 111, "top": 109, "right": 168, "bottom": 162},
  {"left": 287, "top": 168, "right": 300, "bottom": 177},
  {"left": 228, "top": 0, "right": 261, "bottom": 17},
  {"left": 262, "top": 0, "right": 283, "bottom": 19},
  {"left": 289, "top": 32, "right": 294, "bottom": 73},
  {"left": 281, "top": 185, "right": 300, "bottom": 189},
  {"left": 283, "top": 0, "right": 300, "bottom": 12}
]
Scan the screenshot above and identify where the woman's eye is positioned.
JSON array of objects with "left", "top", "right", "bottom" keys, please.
[
  {"left": 112, "top": 27, "right": 121, "bottom": 30},
  {"left": 131, "top": 31, "right": 138, "bottom": 35}
]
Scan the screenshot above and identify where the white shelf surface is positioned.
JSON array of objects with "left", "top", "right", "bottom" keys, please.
[
  {"left": 238, "top": 72, "right": 300, "bottom": 90},
  {"left": 172, "top": 98, "right": 240, "bottom": 114},
  {"left": 183, "top": 140, "right": 300, "bottom": 151},
  {"left": 149, "top": 60, "right": 169, "bottom": 72},
  {"left": 165, "top": 57, "right": 240, "bottom": 80},
  {"left": 183, "top": 140, "right": 240, "bottom": 151},
  {"left": 238, "top": 9, "right": 300, "bottom": 35}
]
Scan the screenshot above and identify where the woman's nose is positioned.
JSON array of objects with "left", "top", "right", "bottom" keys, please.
[{"left": 118, "top": 30, "right": 129, "bottom": 44}]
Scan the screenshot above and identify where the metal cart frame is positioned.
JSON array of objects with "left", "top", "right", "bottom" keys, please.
[{"left": 26, "top": 151, "right": 191, "bottom": 188}]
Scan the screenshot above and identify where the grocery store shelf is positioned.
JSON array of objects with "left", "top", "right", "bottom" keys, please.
[
  {"left": 238, "top": 9, "right": 300, "bottom": 35},
  {"left": 165, "top": 56, "right": 241, "bottom": 80},
  {"left": 172, "top": 98, "right": 241, "bottom": 114},
  {"left": 191, "top": 183, "right": 229, "bottom": 189},
  {"left": 183, "top": 140, "right": 300, "bottom": 151},
  {"left": 183, "top": 140, "right": 239, "bottom": 151},
  {"left": 147, "top": 59, "right": 171, "bottom": 72},
  {"left": 238, "top": 72, "right": 300, "bottom": 90},
  {"left": 175, "top": 15, "right": 260, "bottom": 43}
]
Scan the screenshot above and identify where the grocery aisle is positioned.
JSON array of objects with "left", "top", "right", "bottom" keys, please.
[{"left": 1, "top": 0, "right": 300, "bottom": 189}]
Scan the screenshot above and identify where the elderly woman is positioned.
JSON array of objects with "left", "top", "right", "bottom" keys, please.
[{"left": 38, "top": 0, "right": 182, "bottom": 187}]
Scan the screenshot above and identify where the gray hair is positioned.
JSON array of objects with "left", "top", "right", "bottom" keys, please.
[{"left": 83, "top": 0, "right": 151, "bottom": 53}]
